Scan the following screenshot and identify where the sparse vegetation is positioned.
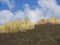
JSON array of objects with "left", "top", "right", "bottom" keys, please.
[
  {"left": 0, "top": 17, "right": 60, "bottom": 33},
  {"left": 0, "top": 19, "right": 35, "bottom": 33},
  {"left": 38, "top": 17, "right": 59, "bottom": 24}
]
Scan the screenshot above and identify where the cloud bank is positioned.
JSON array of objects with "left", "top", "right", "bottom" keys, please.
[
  {"left": 0, "top": 0, "right": 60, "bottom": 24},
  {"left": 0, "top": 10, "right": 14, "bottom": 24},
  {"left": 38, "top": 0, "right": 60, "bottom": 17}
]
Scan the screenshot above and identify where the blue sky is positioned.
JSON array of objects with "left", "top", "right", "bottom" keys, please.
[
  {"left": 0, "top": 0, "right": 38, "bottom": 11},
  {"left": 57, "top": 0, "right": 60, "bottom": 5},
  {"left": 0, "top": 0, "right": 60, "bottom": 24},
  {"left": 0, "top": 0, "right": 60, "bottom": 11}
]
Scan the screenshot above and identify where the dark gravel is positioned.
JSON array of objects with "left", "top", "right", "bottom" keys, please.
[{"left": 0, "top": 24, "right": 60, "bottom": 45}]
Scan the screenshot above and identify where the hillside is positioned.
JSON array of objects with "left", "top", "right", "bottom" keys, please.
[{"left": 0, "top": 24, "right": 60, "bottom": 45}]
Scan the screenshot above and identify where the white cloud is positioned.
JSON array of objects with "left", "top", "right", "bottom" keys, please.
[
  {"left": 38, "top": 0, "right": 60, "bottom": 17},
  {"left": 0, "top": 0, "right": 15, "bottom": 10},
  {"left": 23, "top": 0, "right": 60, "bottom": 24},
  {"left": 0, "top": 10, "right": 25, "bottom": 24},
  {"left": 25, "top": 7, "right": 43, "bottom": 24},
  {"left": 9, "top": 0, "right": 60, "bottom": 24},
  {"left": 13, "top": 11, "right": 25, "bottom": 20},
  {"left": 0, "top": 10, "right": 14, "bottom": 24}
]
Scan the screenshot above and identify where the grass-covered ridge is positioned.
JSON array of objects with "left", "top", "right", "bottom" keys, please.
[
  {"left": 0, "top": 19, "right": 35, "bottom": 33},
  {"left": 0, "top": 17, "right": 60, "bottom": 33}
]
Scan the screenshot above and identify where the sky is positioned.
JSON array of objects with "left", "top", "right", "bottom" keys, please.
[{"left": 0, "top": 0, "right": 60, "bottom": 24}]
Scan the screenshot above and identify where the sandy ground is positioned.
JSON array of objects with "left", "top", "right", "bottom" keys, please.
[{"left": 0, "top": 24, "right": 60, "bottom": 45}]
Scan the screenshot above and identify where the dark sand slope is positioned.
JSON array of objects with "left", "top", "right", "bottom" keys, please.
[{"left": 0, "top": 24, "right": 60, "bottom": 45}]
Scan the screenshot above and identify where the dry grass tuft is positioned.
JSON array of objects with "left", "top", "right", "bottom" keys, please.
[{"left": 0, "top": 19, "right": 35, "bottom": 33}]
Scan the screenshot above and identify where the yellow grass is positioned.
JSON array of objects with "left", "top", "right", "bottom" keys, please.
[
  {"left": 0, "top": 19, "right": 35, "bottom": 33},
  {"left": 38, "top": 17, "right": 58, "bottom": 24}
]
